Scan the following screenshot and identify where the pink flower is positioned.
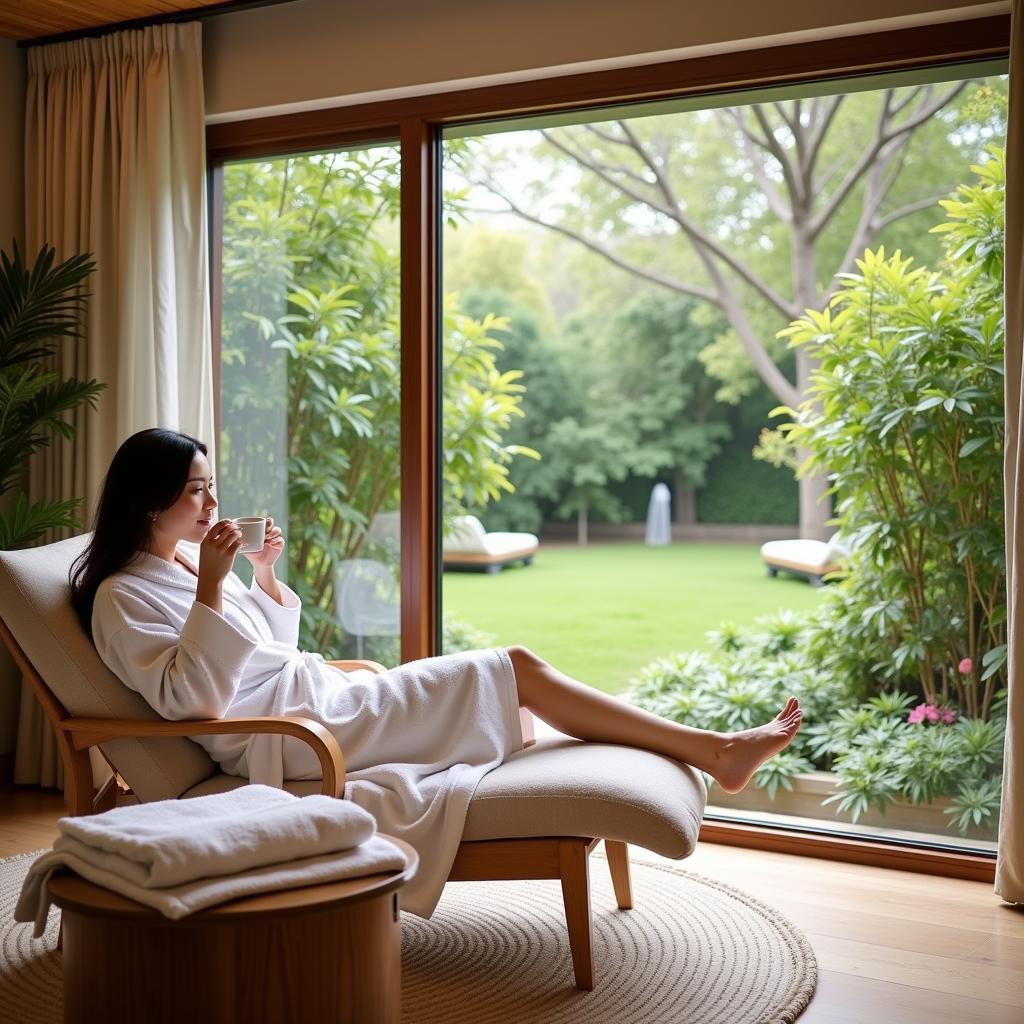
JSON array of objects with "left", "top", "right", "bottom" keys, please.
[
  {"left": 958, "top": 658, "right": 973, "bottom": 675},
  {"left": 908, "top": 701, "right": 958, "bottom": 726}
]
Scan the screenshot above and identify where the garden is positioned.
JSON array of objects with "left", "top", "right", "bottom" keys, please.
[
  {"left": 625, "top": 150, "right": 1009, "bottom": 841},
  {"left": 217, "top": 77, "right": 1008, "bottom": 845}
]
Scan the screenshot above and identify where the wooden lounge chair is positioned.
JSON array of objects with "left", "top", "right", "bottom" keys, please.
[
  {"left": 443, "top": 515, "right": 539, "bottom": 574},
  {"left": 760, "top": 532, "right": 849, "bottom": 587},
  {"left": 0, "top": 535, "right": 707, "bottom": 991}
]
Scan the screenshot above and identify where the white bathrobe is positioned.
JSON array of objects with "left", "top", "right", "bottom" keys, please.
[{"left": 91, "top": 540, "right": 524, "bottom": 917}]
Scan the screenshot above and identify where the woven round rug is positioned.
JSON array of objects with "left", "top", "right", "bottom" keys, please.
[{"left": 1, "top": 849, "right": 816, "bottom": 1024}]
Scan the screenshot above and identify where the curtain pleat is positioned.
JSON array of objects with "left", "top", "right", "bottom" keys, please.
[
  {"left": 996, "top": 0, "right": 1024, "bottom": 904},
  {"left": 14, "top": 23, "right": 214, "bottom": 788}
]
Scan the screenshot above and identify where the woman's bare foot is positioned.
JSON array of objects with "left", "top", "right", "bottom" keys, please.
[{"left": 709, "top": 698, "right": 803, "bottom": 794}]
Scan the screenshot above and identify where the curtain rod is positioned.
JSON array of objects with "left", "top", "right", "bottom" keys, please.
[{"left": 18, "top": 0, "right": 299, "bottom": 48}]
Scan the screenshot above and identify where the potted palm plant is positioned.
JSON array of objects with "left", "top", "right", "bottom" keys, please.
[{"left": 0, "top": 241, "right": 103, "bottom": 549}]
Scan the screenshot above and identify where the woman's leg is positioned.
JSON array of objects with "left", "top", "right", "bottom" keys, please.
[{"left": 507, "top": 645, "right": 802, "bottom": 794}]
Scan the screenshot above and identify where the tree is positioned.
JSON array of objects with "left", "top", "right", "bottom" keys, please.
[
  {"left": 544, "top": 415, "right": 666, "bottom": 545},
  {"left": 597, "top": 293, "right": 729, "bottom": 522},
  {"left": 780, "top": 147, "right": 1006, "bottom": 716},
  {"left": 222, "top": 150, "right": 535, "bottom": 654},
  {"left": 468, "top": 79, "right": 1006, "bottom": 537}
]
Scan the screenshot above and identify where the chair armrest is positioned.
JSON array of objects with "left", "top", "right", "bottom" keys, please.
[
  {"left": 58, "top": 716, "right": 346, "bottom": 799},
  {"left": 326, "top": 658, "right": 386, "bottom": 675}
]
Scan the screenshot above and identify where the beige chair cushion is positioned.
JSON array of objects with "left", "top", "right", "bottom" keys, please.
[
  {"left": 0, "top": 535, "right": 216, "bottom": 801},
  {"left": 185, "top": 736, "right": 708, "bottom": 859}
]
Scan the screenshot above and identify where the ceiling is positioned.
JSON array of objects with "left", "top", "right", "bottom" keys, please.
[{"left": 0, "top": 1, "right": 284, "bottom": 43}]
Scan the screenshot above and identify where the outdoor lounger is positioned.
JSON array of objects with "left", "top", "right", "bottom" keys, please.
[
  {"left": 760, "top": 532, "right": 850, "bottom": 587},
  {"left": 442, "top": 515, "right": 539, "bottom": 574}
]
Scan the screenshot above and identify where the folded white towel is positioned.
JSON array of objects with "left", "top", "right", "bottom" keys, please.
[
  {"left": 15, "top": 835, "right": 409, "bottom": 937},
  {"left": 57, "top": 785, "right": 376, "bottom": 888}
]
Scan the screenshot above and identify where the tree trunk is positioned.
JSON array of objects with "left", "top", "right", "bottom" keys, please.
[
  {"left": 792, "top": 232, "right": 833, "bottom": 540},
  {"left": 673, "top": 470, "right": 697, "bottom": 524},
  {"left": 577, "top": 504, "right": 588, "bottom": 545},
  {"left": 798, "top": 455, "right": 832, "bottom": 540}
]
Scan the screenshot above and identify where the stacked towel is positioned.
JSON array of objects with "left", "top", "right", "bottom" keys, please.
[{"left": 15, "top": 785, "right": 409, "bottom": 936}]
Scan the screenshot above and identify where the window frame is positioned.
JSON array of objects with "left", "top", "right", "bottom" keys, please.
[{"left": 207, "top": 12, "right": 1011, "bottom": 882}]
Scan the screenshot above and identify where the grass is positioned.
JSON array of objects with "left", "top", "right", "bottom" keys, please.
[{"left": 442, "top": 541, "right": 826, "bottom": 694}]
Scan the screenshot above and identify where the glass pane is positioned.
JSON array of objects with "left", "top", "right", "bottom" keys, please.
[
  {"left": 441, "top": 67, "right": 1007, "bottom": 854},
  {"left": 219, "top": 144, "right": 402, "bottom": 664}
]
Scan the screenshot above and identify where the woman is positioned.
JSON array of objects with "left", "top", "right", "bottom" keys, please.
[{"left": 71, "top": 428, "right": 802, "bottom": 916}]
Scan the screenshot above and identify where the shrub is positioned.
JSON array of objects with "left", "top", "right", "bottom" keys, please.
[
  {"left": 772, "top": 147, "right": 1007, "bottom": 719},
  {"left": 627, "top": 614, "right": 1006, "bottom": 836}
]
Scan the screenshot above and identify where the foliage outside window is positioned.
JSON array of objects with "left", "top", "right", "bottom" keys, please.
[
  {"left": 220, "top": 150, "right": 535, "bottom": 655},
  {"left": 630, "top": 150, "right": 1007, "bottom": 836}
]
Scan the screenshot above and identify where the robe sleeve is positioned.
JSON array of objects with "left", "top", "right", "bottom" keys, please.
[
  {"left": 93, "top": 584, "right": 260, "bottom": 720},
  {"left": 248, "top": 575, "right": 301, "bottom": 648}
]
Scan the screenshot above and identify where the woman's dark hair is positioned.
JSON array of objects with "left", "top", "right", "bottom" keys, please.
[{"left": 69, "top": 428, "right": 208, "bottom": 638}]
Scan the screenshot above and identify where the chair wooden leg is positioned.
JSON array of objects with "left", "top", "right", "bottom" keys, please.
[
  {"left": 62, "top": 740, "right": 97, "bottom": 817},
  {"left": 605, "top": 840, "right": 634, "bottom": 910},
  {"left": 558, "top": 838, "right": 594, "bottom": 991}
]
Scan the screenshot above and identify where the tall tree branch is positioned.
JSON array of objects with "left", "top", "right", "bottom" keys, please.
[
  {"left": 615, "top": 120, "right": 798, "bottom": 318},
  {"left": 582, "top": 123, "right": 639, "bottom": 150},
  {"left": 890, "top": 85, "right": 924, "bottom": 116},
  {"left": 810, "top": 82, "right": 967, "bottom": 237},
  {"left": 751, "top": 105, "right": 804, "bottom": 207},
  {"left": 822, "top": 141, "right": 930, "bottom": 303},
  {"left": 805, "top": 95, "right": 844, "bottom": 177},
  {"left": 469, "top": 180, "right": 718, "bottom": 304},
  {"left": 539, "top": 130, "right": 670, "bottom": 211},
  {"left": 892, "top": 83, "right": 968, "bottom": 137},
  {"left": 873, "top": 193, "right": 950, "bottom": 231},
  {"left": 722, "top": 108, "right": 792, "bottom": 222},
  {"left": 696, "top": 246, "right": 800, "bottom": 406},
  {"left": 809, "top": 95, "right": 891, "bottom": 237}
]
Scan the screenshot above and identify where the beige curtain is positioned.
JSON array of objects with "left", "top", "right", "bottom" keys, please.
[
  {"left": 14, "top": 23, "right": 215, "bottom": 788},
  {"left": 998, "top": 0, "right": 1024, "bottom": 905}
]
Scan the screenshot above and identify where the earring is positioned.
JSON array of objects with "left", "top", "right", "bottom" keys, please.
[{"left": 148, "top": 511, "right": 158, "bottom": 522}]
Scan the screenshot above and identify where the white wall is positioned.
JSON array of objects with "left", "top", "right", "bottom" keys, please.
[
  {"left": 204, "top": 0, "right": 1007, "bottom": 120},
  {"left": 0, "top": 37, "right": 24, "bottom": 760}
]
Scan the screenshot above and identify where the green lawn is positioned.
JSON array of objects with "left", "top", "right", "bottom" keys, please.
[{"left": 442, "top": 541, "right": 826, "bottom": 694}]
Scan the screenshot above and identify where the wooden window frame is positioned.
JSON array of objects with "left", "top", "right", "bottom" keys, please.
[{"left": 206, "top": 12, "right": 1010, "bottom": 883}]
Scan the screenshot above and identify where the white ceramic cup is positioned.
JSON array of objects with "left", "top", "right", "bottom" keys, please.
[{"left": 234, "top": 517, "right": 267, "bottom": 553}]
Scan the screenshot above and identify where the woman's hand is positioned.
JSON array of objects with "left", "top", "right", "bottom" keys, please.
[
  {"left": 242, "top": 517, "right": 286, "bottom": 572},
  {"left": 198, "top": 518, "right": 244, "bottom": 586}
]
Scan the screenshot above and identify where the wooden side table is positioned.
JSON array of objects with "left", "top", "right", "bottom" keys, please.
[{"left": 48, "top": 836, "right": 418, "bottom": 1024}]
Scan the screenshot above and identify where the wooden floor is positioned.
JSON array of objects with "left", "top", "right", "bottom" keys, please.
[{"left": 2, "top": 787, "right": 1022, "bottom": 1022}]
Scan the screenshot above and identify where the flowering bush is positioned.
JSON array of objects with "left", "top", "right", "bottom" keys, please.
[
  {"left": 627, "top": 612, "right": 1006, "bottom": 836},
  {"left": 907, "top": 703, "right": 957, "bottom": 726},
  {"left": 768, "top": 148, "right": 1007, "bottom": 719}
]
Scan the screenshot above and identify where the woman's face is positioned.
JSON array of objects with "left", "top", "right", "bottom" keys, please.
[{"left": 150, "top": 451, "right": 217, "bottom": 547}]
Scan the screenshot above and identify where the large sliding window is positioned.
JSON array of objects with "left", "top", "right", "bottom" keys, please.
[
  {"left": 218, "top": 144, "right": 403, "bottom": 663},
  {"left": 437, "top": 63, "right": 1007, "bottom": 856},
  {"left": 208, "top": 13, "right": 1011, "bottom": 878}
]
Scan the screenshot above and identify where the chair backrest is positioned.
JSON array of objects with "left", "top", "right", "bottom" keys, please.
[
  {"left": 823, "top": 532, "right": 851, "bottom": 563},
  {"left": 0, "top": 534, "right": 217, "bottom": 801},
  {"left": 334, "top": 559, "right": 400, "bottom": 636},
  {"left": 443, "top": 515, "right": 489, "bottom": 555}
]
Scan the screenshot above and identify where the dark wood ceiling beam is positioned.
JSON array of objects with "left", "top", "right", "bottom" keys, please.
[{"left": 8, "top": 0, "right": 297, "bottom": 47}]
